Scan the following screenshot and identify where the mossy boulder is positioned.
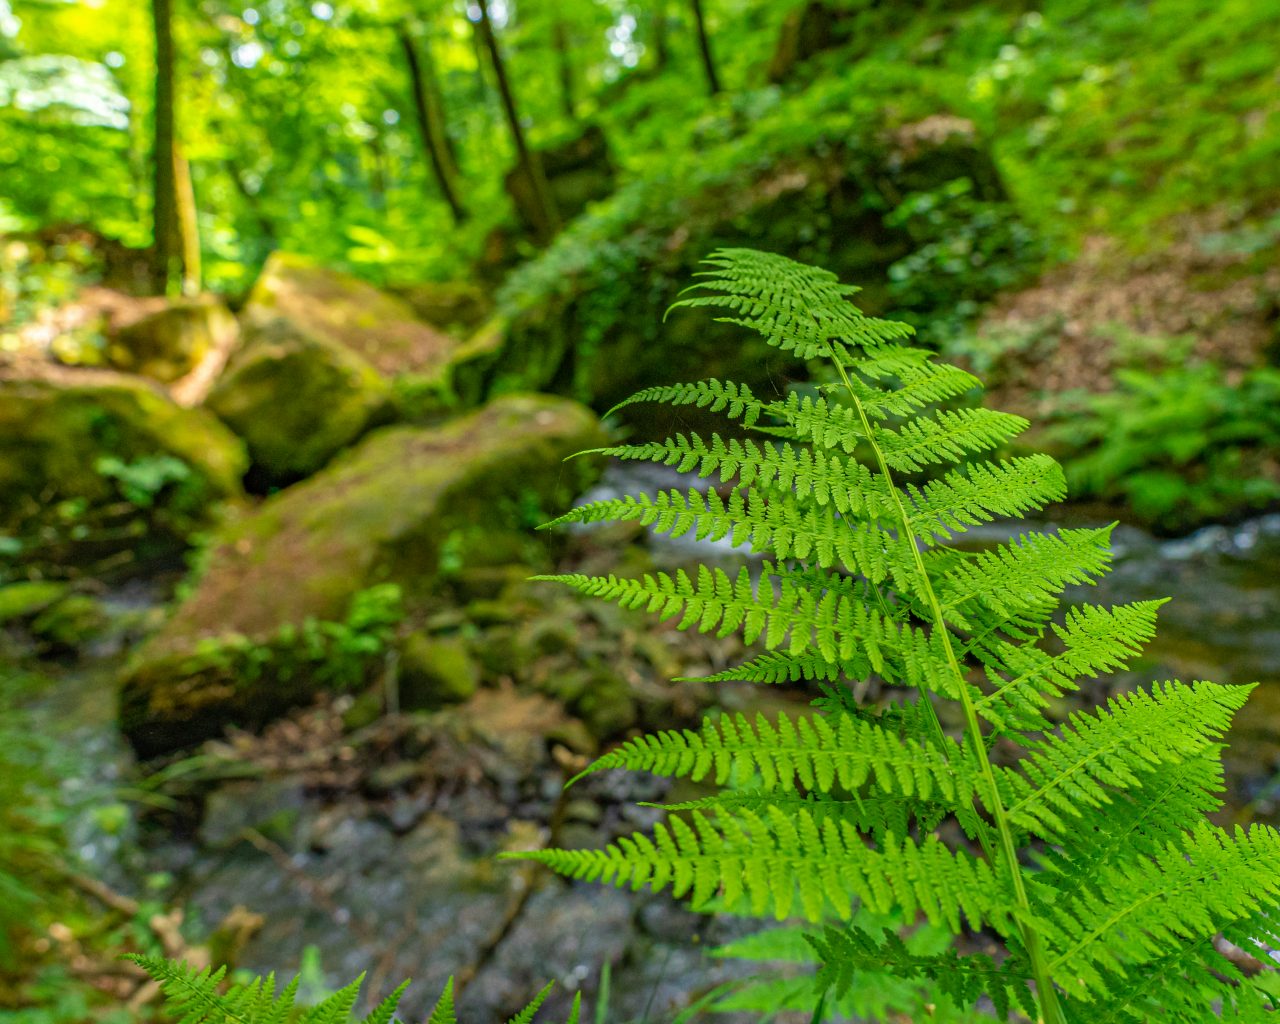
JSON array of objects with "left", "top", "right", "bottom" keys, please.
[
  {"left": 206, "top": 321, "right": 393, "bottom": 487},
  {"left": 106, "top": 298, "right": 237, "bottom": 384},
  {"left": 392, "top": 281, "right": 493, "bottom": 335},
  {"left": 398, "top": 634, "right": 480, "bottom": 709},
  {"left": 490, "top": 109, "right": 1030, "bottom": 424},
  {"left": 119, "top": 394, "right": 603, "bottom": 756},
  {"left": 241, "top": 252, "right": 459, "bottom": 379},
  {"left": 0, "top": 368, "right": 247, "bottom": 573}
]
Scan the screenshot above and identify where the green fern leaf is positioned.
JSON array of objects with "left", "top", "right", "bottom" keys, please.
[{"left": 427, "top": 977, "right": 457, "bottom": 1024}]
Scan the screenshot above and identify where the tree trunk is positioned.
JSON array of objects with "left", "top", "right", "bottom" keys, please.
[
  {"left": 473, "top": 0, "right": 560, "bottom": 240},
  {"left": 689, "top": 0, "right": 721, "bottom": 95},
  {"left": 398, "top": 21, "right": 466, "bottom": 224},
  {"left": 174, "top": 146, "right": 200, "bottom": 295},
  {"left": 150, "top": 0, "right": 181, "bottom": 293},
  {"left": 553, "top": 19, "right": 576, "bottom": 121}
]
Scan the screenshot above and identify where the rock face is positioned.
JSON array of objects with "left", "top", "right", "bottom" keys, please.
[
  {"left": 504, "top": 125, "right": 616, "bottom": 238},
  {"left": 106, "top": 298, "right": 238, "bottom": 384},
  {"left": 0, "top": 368, "right": 246, "bottom": 573},
  {"left": 206, "top": 320, "right": 392, "bottom": 487},
  {"left": 210, "top": 253, "right": 507, "bottom": 484},
  {"left": 119, "top": 394, "right": 603, "bottom": 755},
  {"left": 241, "top": 252, "right": 458, "bottom": 379}
]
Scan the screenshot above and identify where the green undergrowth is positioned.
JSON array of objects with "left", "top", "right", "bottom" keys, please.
[{"left": 1045, "top": 364, "right": 1280, "bottom": 533}]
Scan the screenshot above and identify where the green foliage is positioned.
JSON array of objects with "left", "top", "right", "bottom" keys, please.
[
  {"left": 95, "top": 454, "right": 193, "bottom": 509},
  {"left": 511, "top": 249, "right": 1280, "bottom": 1021},
  {"left": 884, "top": 177, "right": 1045, "bottom": 343},
  {"left": 189, "top": 583, "right": 403, "bottom": 691},
  {"left": 0, "top": 670, "right": 60, "bottom": 965},
  {"left": 1046, "top": 364, "right": 1280, "bottom": 532},
  {"left": 127, "top": 956, "right": 579, "bottom": 1024}
]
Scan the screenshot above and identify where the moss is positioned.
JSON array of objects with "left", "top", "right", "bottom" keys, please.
[
  {"left": 0, "top": 371, "right": 247, "bottom": 571},
  {"left": 207, "top": 325, "right": 393, "bottom": 486},
  {"left": 398, "top": 633, "right": 479, "bottom": 709},
  {"left": 242, "top": 252, "right": 459, "bottom": 378},
  {"left": 120, "top": 394, "right": 603, "bottom": 755},
  {"left": 0, "top": 581, "right": 70, "bottom": 624}
]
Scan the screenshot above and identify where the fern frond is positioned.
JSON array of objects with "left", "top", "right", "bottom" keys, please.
[
  {"left": 873, "top": 407, "right": 1028, "bottom": 472},
  {"left": 506, "top": 981, "right": 554, "bottom": 1024},
  {"left": 974, "top": 600, "right": 1165, "bottom": 728},
  {"left": 427, "top": 978, "right": 456, "bottom": 1024},
  {"left": 1046, "top": 823, "right": 1280, "bottom": 999},
  {"left": 686, "top": 649, "right": 866, "bottom": 685},
  {"left": 905, "top": 454, "right": 1067, "bottom": 539},
  {"left": 550, "top": 486, "right": 913, "bottom": 581},
  {"left": 508, "top": 806, "right": 1013, "bottom": 930},
  {"left": 851, "top": 354, "right": 982, "bottom": 419},
  {"left": 578, "top": 433, "right": 894, "bottom": 518},
  {"left": 1037, "top": 752, "right": 1226, "bottom": 891},
  {"left": 572, "top": 710, "right": 981, "bottom": 809},
  {"left": 1002, "top": 680, "right": 1253, "bottom": 836},
  {"left": 524, "top": 248, "right": 1270, "bottom": 1023},
  {"left": 648, "top": 789, "right": 929, "bottom": 841},
  {"left": 538, "top": 565, "right": 960, "bottom": 696},
  {"left": 937, "top": 527, "right": 1114, "bottom": 629},
  {"left": 299, "top": 977, "right": 363, "bottom": 1024},
  {"left": 361, "top": 982, "right": 410, "bottom": 1024},
  {"left": 606, "top": 377, "right": 763, "bottom": 423},
  {"left": 806, "top": 924, "right": 1034, "bottom": 1021},
  {"left": 672, "top": 247, "right": 914, "bottom": 358}
]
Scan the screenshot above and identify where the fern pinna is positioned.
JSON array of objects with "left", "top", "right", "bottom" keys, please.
[
  {"left": 127, "top": 955, "right": 579, "bottom": 1024},
  {"left": 508, "top": 249, "right": 1280, "bottom": 1022}
]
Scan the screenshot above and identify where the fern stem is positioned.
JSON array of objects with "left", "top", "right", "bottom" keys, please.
[{"left": 832, "top": 358, "right": 1067, "bottom": 1024}]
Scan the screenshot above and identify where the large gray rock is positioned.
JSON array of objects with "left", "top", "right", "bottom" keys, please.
[{"left": 119, "top": 393, "right": 604, "bottom": 755}]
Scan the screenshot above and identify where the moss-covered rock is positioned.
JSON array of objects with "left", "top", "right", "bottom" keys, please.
[
  {"left": 119, "top": 394, "right": 603, "bottom": 755},
  {"left": 491, "top": 109, "right": 1032, "bottom": 424},
  {"left": 392, "top": 281, "right": 493, "bottom": 335},
  {"left": 398, "top": 633, "right": 479, "bottom": 709},
  {"left": 241, "top": 252, "right": 459, "bottom": 379},
  {"left": 106, "top": 298, "right": 237, "bottom": 384},
  {"left": 31, "top": 593, "right": 109, "bottom": 654},
  {"left": 206, "top": 321, "right": 392, "bottom": 487},
  {"left": 0, "top": 368, "right": 247, "bottom": 574}
]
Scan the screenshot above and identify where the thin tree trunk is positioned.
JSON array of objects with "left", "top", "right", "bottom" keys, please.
[
  {"left": 689, "top": 0, "right": 721, "bottom": 95},
  {"left": 174, "top": 147, "right": 200, "bottom": 294},
  {"left": 398, "top": 22, "right": 466, "bottom": 224},
  {"left": 553, "top": 19, "right": 576, "bottom": 121},
  {"left": 151, "top": 0, "right": 181, "bottom": 293},
  {"left": 473, "top": 0, "right": 560, "bottom": 240}
]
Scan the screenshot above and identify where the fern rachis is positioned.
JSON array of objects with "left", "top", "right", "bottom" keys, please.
[{"left": 511, "top": 248, "right": 1279, "bottom": 1023}]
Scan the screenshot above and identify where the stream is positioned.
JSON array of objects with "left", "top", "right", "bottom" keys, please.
[{"left": 16, "top": 461, "right": 1280, "bottom": 1021}]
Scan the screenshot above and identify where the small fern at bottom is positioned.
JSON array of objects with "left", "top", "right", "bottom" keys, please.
[{"left": 127, "top": 955, "right": 580, "bottom": 1024}]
